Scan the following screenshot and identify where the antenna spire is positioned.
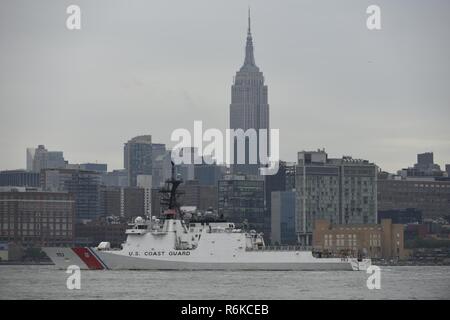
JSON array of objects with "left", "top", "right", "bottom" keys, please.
[
  {"left": 242, "top": 7, "right": 257, "bottom": 69},
  {"left": 248, "top": 7, "right": 251, "bottom": 36}
]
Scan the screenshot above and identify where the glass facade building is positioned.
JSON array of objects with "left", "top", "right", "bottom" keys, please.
[
  {"left": 218, "top": 175, "right": 265, "bottom": 232},
  {"left": 124, "top": 135, "right": 152, "bottom": 187}
]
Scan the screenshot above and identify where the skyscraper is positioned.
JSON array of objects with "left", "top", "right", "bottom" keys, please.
[
  {"left": 271, "top": 191, "right": 297, "bottom": 245},
  {"left": 218, "top": 174, "right": 265, "bottom": 232},
  {"left": 151, "top": 143, "right": 172, "bottom": 188},
  {"left": 124, "top": 135, "right": 152, "bottom": 187},
  {"left": 41, "top": 168, "right": 101, "bottom": 222},
  {"left": 230, "top": 9, "right": 269, "bottom": 176},
  {"left": 26, "top": 145, "right": 65, "bottom": 172}
]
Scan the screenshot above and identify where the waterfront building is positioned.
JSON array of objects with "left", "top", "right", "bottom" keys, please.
[
  {"left": 313, "top": 219, "right": 405, "bottom": 259},
  {"left": 296, "top": 149, "right": 378, "bottom": 245},
  {"left": 377, "top": 208, "right": 422, "bottom": 224},
  {"left": 271, "top": 191, "right": 296, "bottom": 245},
  {"left": 75, "top": 220, "right": 127, "bottom": 248},
  {"left": 264, "top": 161, "right": 288, "bottom": 241},
  {"left": 0, "top": 189, "right": 75, "bottom": 246},
  {"left": 378, "top": 177, "right": 450, "bottom": 219}
]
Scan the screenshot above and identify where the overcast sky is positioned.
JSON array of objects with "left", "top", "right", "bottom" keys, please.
[{"left": 1, "top": 0, "right": 449, "bottom": 173}]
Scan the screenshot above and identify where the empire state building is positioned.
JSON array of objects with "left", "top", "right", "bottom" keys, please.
[{"left": 230, "top": 9, "right": 270, "bottom": 175}]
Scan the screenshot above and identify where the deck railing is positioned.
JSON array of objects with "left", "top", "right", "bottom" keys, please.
[{"left": 246, "top": 245, "right": 312, "bottom": 252}]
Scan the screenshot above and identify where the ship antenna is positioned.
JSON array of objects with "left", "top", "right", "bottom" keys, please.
[{"left": 159, "top": 161, "right": 184, "bottom": 219}]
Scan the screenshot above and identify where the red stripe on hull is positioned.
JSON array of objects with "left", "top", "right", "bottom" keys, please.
[{"left": 72, "top": 247, "right": 104, "bottom": 270}]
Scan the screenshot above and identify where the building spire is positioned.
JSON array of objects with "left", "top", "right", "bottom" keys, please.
[
  {"left": 242, "top": 7, "right": 257, "bottom": 69},
  {"left": 248, "top": 7, "right": 251, "bottom": 36}
]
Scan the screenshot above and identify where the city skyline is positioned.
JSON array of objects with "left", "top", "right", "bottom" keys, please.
[{"left": 1, "top": 0, "right": 449, "bottom": 173}]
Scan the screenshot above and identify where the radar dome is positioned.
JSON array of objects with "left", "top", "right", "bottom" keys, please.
[{"left": 134, "top": 216, "right": 144, "bottom": 224}]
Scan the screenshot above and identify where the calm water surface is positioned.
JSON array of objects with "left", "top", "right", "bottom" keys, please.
[{"left": 0, "top": 265, "right": 449, "bottom": 299}]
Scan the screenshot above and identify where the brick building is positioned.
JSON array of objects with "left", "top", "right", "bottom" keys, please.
[
  {"left": 313, "top": 219, "right": 405, "bottom": 259},
  {"left": 0, "top": 189, "right": 75, "bottom": 247}
]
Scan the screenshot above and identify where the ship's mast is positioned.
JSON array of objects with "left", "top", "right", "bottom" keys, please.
[{"left": 159, "top": 161, "right": 184, "bottom": 219}]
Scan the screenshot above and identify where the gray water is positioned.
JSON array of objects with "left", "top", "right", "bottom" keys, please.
[{"left": 0, "top": 265, "right": 449, "bottom": 299}]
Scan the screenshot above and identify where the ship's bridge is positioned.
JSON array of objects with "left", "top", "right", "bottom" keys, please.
[{"left": 125, "top": 216, "right": 150, "bottom": 235}]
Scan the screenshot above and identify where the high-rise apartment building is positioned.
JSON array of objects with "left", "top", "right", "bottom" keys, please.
[
  {"left": 137, "top": 175, "right": 152, "bottom": 217},
  {"left": 124, "top": 135, "right": 152, "bottom": 187},
  {"left": 218, "top": 174, "right": 265, "bottom": 232},
  {"left": 271, "top": 191, "right": 297, "bottom": 245},
  {"left": 41, "top": 168, "right": 102, "bottom": 221},
  {"left": 295, "top": 150, "right": 378, "bottom": 245}
]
